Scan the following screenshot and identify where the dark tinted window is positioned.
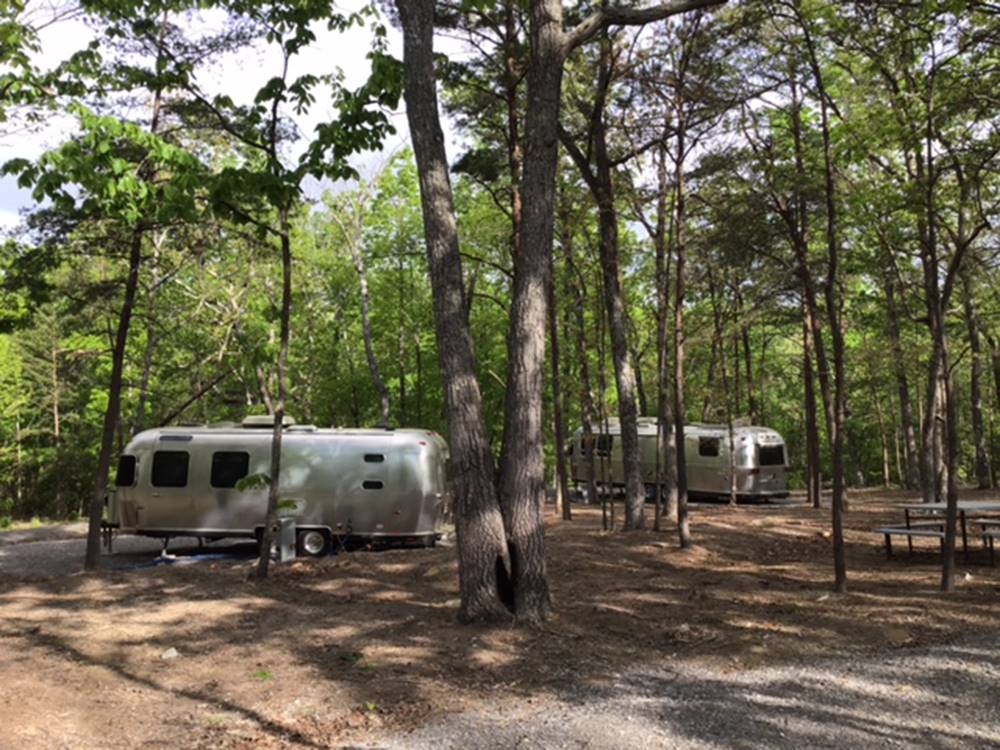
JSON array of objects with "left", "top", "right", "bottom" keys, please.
[
  {"left": 363, "top": 480, "right": 383, "bottom": 490},
  {"left": 596, "top": 435, "right": 613, "bottom": 457},
  {"left": 152, "top": 451, "right": 189, "bottom": 487},
  {"left": 211, "top": 451, "right": 249, "bottom": 488},
  {"left": 364, "top": 453, "right": 385, "bottom": 463},
  {"left": 698, "top": 437, "right": 720, "bottom": 457},
  {"left": 759, "top": 445, "right": 785, "bottom": 466},
  {"left": 115, "top": 455, "right": 136, "bottom": 487}
]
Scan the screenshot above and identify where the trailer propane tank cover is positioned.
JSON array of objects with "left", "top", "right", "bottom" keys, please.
[{"left": 278, "top": 518, "right": 296, "bottom": 562}]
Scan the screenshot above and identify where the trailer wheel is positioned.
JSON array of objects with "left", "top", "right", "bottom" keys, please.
[{"left": 297, "top": 529, "right": 331, "bottom": 557}]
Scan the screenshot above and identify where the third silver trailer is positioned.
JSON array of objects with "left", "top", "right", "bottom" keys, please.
[{"left": 568, "top": 418, "right": 789, "bottom": 501}]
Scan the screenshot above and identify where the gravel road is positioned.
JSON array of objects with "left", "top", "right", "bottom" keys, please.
[
  {"left": 370, "top": 634, "right": 1000, "bottom": 750},
  {"left": 0, "top": 525, "right": 255, "bottom": 579}
]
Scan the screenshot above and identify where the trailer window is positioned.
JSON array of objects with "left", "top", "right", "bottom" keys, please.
[
  {"left": 759, "top": 445, "right": 785, "bottom": 466},
  {"left": 115, "top": 455, "right": 136, "bottom": 487},
  {"left": 698, "top": 437, "right": 720, "bottom": 457},
  {"left": 152, "top": 451, "right": 189, "bottom": 487},
  {"left": 211, "top": 451, "right": 249, "bottom": 488},
  {"left": 596, "top": 435, "right": 613, "bottom": 457},
  {"left": 364, "top": 453, "right": 385, "bottom": 463},
  {"left": 363, "top": 480, "right": 383, "bottom": 490}
]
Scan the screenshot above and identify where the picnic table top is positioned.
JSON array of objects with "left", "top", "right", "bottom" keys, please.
[{"left": 901, "top": 500, "right": 1000, "bottom": 514}]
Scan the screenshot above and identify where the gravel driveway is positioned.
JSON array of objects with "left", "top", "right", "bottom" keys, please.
[
  {"left": 0, "top": 525, "right": 255, "bottom": 579},
  {"left": 370, "top": 634, "right": 1000, "bottom": 750}
]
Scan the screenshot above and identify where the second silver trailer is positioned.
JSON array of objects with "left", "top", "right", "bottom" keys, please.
[{"left": 568, "top": 418, "right": 789, "bottom": 501}]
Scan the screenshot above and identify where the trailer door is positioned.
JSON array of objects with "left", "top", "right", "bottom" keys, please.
[{"left": 143, "top": 450, "right": 193, "bottom": 530}]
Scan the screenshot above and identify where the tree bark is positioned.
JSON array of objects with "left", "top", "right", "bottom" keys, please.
[
  {"left": 255, "top": 213, "right": 293, "bottom": 579},
  {"left": 802, "top": 301, "right": 821, "bottom": 508},
  {"left": 558, "top": 36, "right": 645, "bottom": 531},
  {"left": 653, "top": 146, "right": 678, "bottom": 525},
  {"left": 396, "top": 0, "right": 512, "bottom": 622},
  {"left": 961, "top": 262, "right": 991, "bottom": 488},
  {"left": 349, "top": 224, "right": 391, "bottom": 427},
  {"left": 673, "top": 107, "right": 691, "bottom": 549},
  {"left": 797, "top": 1, "right": 846, "bottom": 591},
  {"left": 564, "top": 234, "right": 600, "bottom": 513},
  {"left": 547, "top": 251, "right": 571, "bottom": 520},
  {"left": 84, "top": 229, "right": 144, "bottom": 571},
  {"left": 83, "top": 38, "right": 167, "bottom": 569},
  {"left": 883, "top": 269, "right": 921, "bottom": 489},
  {"left": 133, "top": 231, "right": 165, "bottom": 435}
]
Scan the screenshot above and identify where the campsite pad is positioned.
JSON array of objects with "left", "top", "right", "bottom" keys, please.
[{"left": 1, "top": 489, "right": 999, "bottom": 748}]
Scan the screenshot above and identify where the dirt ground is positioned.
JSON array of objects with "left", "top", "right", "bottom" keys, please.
[{"left": 1, "top": 490, "right": 999, "bottom": 749}]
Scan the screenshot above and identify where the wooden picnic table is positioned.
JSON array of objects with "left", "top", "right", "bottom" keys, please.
[{"left": 901, "top": 501, "right": 1000, "bottom": 559}]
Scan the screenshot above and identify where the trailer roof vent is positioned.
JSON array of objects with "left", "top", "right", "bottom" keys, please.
[
  {"left": 286, "top": 425, "right": 318, "bottom": 433},
  {"left": 241, "top": 415, "right": 297, "bottom": 429}
]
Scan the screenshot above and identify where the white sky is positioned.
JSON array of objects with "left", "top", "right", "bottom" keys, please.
[{"left": 0, "top": 2, "right": 464, "bottom": 229}]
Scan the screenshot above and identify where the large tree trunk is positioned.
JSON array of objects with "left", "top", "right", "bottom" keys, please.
[
  {"left": 883, "top": 269, "right": 921, "bottom": 489},
  {"left": 493, "top": 0, "right": 571, "bottom": 623},
  {"left": 396, "top": 0, "right": 512, "bottom": 622},
  {"left": 961, "top": 263, "right": 991, "bottom": 489}
]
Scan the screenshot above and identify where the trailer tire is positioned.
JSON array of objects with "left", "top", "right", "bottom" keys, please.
[{"left": 297, "top": 529, "right": 331, "bottom": 557}]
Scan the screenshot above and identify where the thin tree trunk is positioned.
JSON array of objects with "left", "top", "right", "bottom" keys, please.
[
  {"left": 654, "top": 146, "right": 678, "bottom": 526},
  {"left": 558, "top": 37, "right": 644, "bottom": 530},
  {"left": 83, "top": 42, "right": 167, "bottom": 569},
  {"left": 396, "top": 0, "right": 512, "bottom": 622},
  {"left": 803, "top": 302, "right": 821, "bottom": 508},
  {"left": 883, "top": 269, "right": 921, "bottom": 489},
  {"left": 674, "top": 110, "right": 691, "bottom": 549},
  {"left": 51, "top": 344, "right": 62, "bottom": 511},
  {"left": 876, "top": 396, "right": 891, "bottom": 488},
  {"left": 739, "top": 292, "right": 757, "bottom": 423},
  {"left": 84, "top": 229, "right": 144, "bottom": 570},
  {"left": 349, "top": 231, "right": 391, "bottom": 427},
  {"left": 547, "top": 251, "right": 571, "bottom": 520},
  {"left": 797, "top": 3, "right": 846, "bottom": 590},
  {"left": 133, "top": 231, "right": 165, "bottom": 435},
  {"left": 255, "top": 215, "right": 293, "bottom": 579},
  {"left": 961, "top": 263, "right": 991, "bottom": 488},
  {"left": 565, "top": 236, "right": 599, "bottom": 514},
  {"left": 701, "top": 336, "right": 718, "bottom": 422},
  {"left": 708, "top": 271, "right": 736, "bottom": 505}
]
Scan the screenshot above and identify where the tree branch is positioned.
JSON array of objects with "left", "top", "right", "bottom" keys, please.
[{"left": 564, "top": 0, "right": 726, "bottom": 55}]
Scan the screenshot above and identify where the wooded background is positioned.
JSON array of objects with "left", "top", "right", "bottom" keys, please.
[{"left": 1, "top": 0, "right": 997, "bottom": 564}]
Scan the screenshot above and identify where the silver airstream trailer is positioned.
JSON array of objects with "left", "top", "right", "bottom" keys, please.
[
  {"left": 568, "top": 417, "right": 789, "bottom": 501},
  {"left": 106, "top": 416, "right": 451, "bottom": 555}
]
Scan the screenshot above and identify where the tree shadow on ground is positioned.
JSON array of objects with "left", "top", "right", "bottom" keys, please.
[{"left": 1, "top": 493, "right": 999, "bottom": 748}]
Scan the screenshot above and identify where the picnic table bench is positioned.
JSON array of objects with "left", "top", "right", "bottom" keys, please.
[
  {"left": 874, "top": 526, "right": 945, "bottom": 558},
  {"left": 874, "top": 501, "right": 1000, "bottom": 564}
]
